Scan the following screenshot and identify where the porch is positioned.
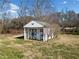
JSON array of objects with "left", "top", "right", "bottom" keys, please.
[{"left": 24, "top": 28, "right": 43, "bottom": 41}]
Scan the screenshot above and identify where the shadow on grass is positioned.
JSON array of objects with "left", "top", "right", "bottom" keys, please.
[
  {"left": 15, "top": 36, "right": 43, "bottom": 42},
  {"left": 16, "top": 36, "right": 24, "bottom": 39}
]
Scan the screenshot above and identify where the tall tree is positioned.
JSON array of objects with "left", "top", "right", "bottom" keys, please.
[
  {"left": 18, "top": 0, "right": 29, "bottom": 17},
  {"left": 0, "top": 0, "right": 11, "bottom": 33},
  {"left": 33, "top": 0, "right": 56, "bottom": 18},
  {"left": 0, "top": 0, "right": 10, "bottom": 19}
]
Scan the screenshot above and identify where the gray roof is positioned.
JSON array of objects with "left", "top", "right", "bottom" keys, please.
[{"left": 33, "top": 20, "right": 50, "bottom": 27}]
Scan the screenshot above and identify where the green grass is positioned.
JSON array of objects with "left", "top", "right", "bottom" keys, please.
[
  {"left": 61, "top": 31, "right": 79, "bottom": 35},
  {"left": 0, "top": 34, "right": 79, "bottom": 59},
  {"left": 37, "top": 44, "right": 79, "bottom": 59},
  {"left": 0, "top": 46, "right": 24, "bottom": 59},
  {"left": 15, "top": 38, "right": 25, "bottom": 44},
  {"left": 14, "top": 37, "right": 79, "bottom": 59},
  {"left": 1, "top": 41, "right": 12, "bottom": 45}
]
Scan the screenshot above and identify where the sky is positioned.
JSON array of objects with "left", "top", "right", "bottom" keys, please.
[
  {"left": 10, "top": 0, "right": 79, "bottom": 13},
  {"left": 53, "top": 0, "right": 79, "bottom": 13},
  {"left": 0, "top": 0, "right": 79, "bottom": 19}
]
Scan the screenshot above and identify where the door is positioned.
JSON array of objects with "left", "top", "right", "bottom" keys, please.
[
  {"left": 29, "top": 29, "right": 37, "bottom": 40},
  {"left": 29, "top": 28, "right": 43, "bottom": 40},
  {"left": 32, "top": 29, "right": 37, "bottom": 40}
]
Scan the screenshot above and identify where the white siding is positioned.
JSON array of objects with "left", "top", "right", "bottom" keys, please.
[
  {"left": 24, "top": 28, "right": 27, "bottom": 40},
  {"left": 24, "top": 21, "right": 44, "bottom": 28}
]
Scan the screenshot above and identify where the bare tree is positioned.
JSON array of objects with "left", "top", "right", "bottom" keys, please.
[
  {"left": 33, "top": 0, "right": 42, "bottom": 18},
  {"left": 0, "top": 0, "right": 11, "bottom": 33},
  {"left": 18, "top": 0, "right": 29, "bottom": 17},
  {"left": 32, "top": 0, "right": 56, "bottom": 19},
  {"left": 32, "top": 0, "right": 60, "bottom": 37}
]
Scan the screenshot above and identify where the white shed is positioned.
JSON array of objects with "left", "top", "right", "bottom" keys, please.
[{"left": 24, "top": 20, "right": 54, "bottom": 41}]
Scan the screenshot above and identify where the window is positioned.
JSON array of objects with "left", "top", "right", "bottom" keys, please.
[{"left": 31, "top": 23, "right": 34, "bottom": 25}]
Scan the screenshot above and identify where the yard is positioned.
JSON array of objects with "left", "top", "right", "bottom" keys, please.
[{"left": 0, "top": 34, "right": 79, "bottom": 59}]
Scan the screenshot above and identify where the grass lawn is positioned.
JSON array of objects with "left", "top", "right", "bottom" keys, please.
[{"left": 0, "top": 34, "right": 79, "bottom": 59}]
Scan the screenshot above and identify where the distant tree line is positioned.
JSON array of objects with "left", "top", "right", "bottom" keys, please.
[
  {"left": 58, "top": 10, "right": 79, "bottom": 34},
  {"left": 0, "top": 0, "right": 79, "bottom": 35},
  {"left": 0, "top": 0, "right": 59, "bottom": 34}
]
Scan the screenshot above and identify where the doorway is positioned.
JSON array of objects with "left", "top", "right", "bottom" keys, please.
[
  {"left": 29, "top": 29, "right": 37, "bottom": 40},
  {"left": 28, "top": 28, "right": 43, "bottom": 41}
]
